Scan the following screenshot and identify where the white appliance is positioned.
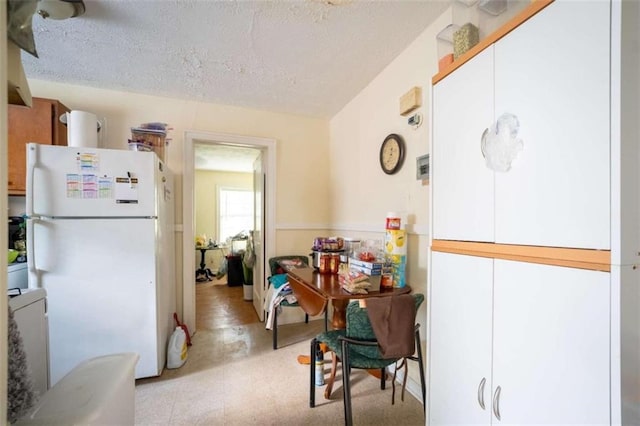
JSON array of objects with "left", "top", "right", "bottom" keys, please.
[
  {"left": 26, "top": 143, "right": 175, "bottom": 386},
  {"left": 9, "top": 288, "right": 49, "bottom": 396},
  {"left": 8, "top": 262, "right": 28, "bottom": 290}
]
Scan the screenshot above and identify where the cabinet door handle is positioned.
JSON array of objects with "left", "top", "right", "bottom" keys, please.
[
  {"left": 481, "top": 128, "right": 489, "bottom": 158},
  {"left": 492, "top": 385, "right": 502, "bottom": 421},
  {"left": 477, "top": 377, "right": 486, "bottom": 410}
]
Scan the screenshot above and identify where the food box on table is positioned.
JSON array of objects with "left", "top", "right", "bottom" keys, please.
[
  {"left": 348, "top": 258, "right": 384, "bottom": 271},
  {"left": 349, "top": 264, "right": 382, "bottom": 276}
]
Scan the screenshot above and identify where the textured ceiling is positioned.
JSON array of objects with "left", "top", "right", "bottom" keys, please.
[{"left": 21, "top": 0, "right": 451, "bottom": 119}]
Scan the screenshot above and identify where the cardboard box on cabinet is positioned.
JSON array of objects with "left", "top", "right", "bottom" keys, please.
[{"left": 7, "top": 41, "right": 32, "bottom": 107}]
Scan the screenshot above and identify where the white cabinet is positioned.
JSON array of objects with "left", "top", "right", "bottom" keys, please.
[
  {"left": 429, "top": 252, "right": 610, "bottom": 425},
  {"left": 493, "top": 0, "right": 610, "bottom": 249},
  {"left": 429, "top": 252, "right": 493, "bottom": 424},
  {"left": 432, "top": 0, "right": 611, "bottom": 250},
  {"left": 432, "top": 47, "right": 495, "bottom": 243},
  {"left": 430, "top": 0, "right": 640, "bottom": 424},
  {"left": 493, "top": 259, "right": 610, "bottom": 424}
]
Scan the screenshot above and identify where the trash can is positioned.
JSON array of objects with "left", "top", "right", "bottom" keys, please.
[
  {"left": 226, "top": 255, "right": 243, "bottom": 287},
  {"left": 242, "top": 263, "right": 253, "bottom": 301}
]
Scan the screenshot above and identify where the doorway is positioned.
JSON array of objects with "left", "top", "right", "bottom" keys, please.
[{"left": 183, "top": 131, "right": 276, "bottom": 334}]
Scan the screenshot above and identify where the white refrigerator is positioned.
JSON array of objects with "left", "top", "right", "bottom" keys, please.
[{"left": 26, "top": 143, "right": 176, "bottom": 386}]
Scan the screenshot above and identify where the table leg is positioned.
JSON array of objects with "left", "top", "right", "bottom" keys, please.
[
  {"left": 196, "top": 249, "right": 213, "bottom": 282},
  {"left": 324, "top": 351, "right": 339, "bottom": 399},
  {"left": 199, "top": 249, "right": 207, "bottom": 270},
  {"left": 331, "top": 299, "right": 349, "bottom": 330}
]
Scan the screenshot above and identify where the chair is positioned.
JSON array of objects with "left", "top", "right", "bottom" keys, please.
[
  {"left": 309, "top": 293, "right": 425, "bottom": 426},
  {"left": 267, "top": 255, "right": 328, "bottom": 350}
]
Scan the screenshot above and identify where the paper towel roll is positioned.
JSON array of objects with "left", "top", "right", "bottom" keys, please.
[
  {"left": 384, "top": 229, "right": 407, "bottom": 255},
  {"left": 66, "top": 110, "right": 98, "bottom": 148}
]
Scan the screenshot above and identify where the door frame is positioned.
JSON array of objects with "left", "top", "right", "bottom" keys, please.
[
  {"left": 182, "top": 130, "right": 276, "bottom": 334},
  {"left": 252, "top": 156, "right": 266, "bottom": 321}
]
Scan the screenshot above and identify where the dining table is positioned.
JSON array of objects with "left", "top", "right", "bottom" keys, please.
[
  {"left": 286, "top": 266, "right": 411, "bottom": 330},
  {"left": 195, "top": 245, "right": 227, "bottom": 282},
  {"left": 287, "top": 265, "right": 412, "bottom": 399}
]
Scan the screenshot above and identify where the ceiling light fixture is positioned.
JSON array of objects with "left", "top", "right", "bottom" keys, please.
[{"left": 36, "top": 0, "right": 85, "bottom": 20}]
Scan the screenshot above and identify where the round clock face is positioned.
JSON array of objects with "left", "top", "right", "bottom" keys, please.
[{"left": 379, "top": 134, "right": 405, "bottom": 175}]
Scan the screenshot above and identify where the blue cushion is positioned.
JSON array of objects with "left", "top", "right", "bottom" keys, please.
[{"left": 268, "top": 273, "right": 288, "bottom": 289}]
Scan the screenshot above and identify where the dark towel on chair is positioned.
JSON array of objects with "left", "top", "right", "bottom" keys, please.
[{"left": 366, "top": 294, "right": 416, "bottom": 359}]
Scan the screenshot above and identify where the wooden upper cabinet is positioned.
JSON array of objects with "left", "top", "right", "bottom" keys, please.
[{"left": 8, "top": 97, "right": 69, "bottom": 195}]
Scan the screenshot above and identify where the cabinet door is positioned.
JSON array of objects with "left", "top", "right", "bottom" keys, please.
[
  {"left": 8, "top": 98, "right": 68, "bottom": 195},
  {"left": 429, "top": 252, "right": 493, "bottom": 425},
  {"left": 8, "top": 99, "right": 55, "bottom": 194},
  {"left": 432, "top": 47, "right": 495, "bottom": 242},
  {"left": 493, "top": 1, "right": 611, "bottom": 249},
  {"left": 492, "top": 260, "right": 610, "bottom": 424}
]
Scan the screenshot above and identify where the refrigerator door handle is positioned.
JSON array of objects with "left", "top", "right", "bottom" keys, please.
[
  {"left": 26, "top": 217, "right": 38, "bottom": 277},
  {"left": 26, "top": 143, "right": 38, "bottom": 217}
]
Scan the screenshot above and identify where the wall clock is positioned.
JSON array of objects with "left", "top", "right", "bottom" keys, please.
[{"left": 379, "top": 133, "right": 405, "bottom": 175}]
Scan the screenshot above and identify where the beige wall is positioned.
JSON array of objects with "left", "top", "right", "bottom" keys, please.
[
  {"left": 195, "top": 169, "right": 252, "bottom": 271},
  {"left": 328, "top": 7, "right": 450, "bottom": 388},
  {"left": 27, "top": 79, "right": 332, "bottom": 228},
  {"left": 329, "top": 9, "right": 449, "bottom": 297}
]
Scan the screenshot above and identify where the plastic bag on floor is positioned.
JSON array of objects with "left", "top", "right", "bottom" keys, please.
[
  {"left": 166, "top": 327, "right": 188, "bottom": 369},
  {"left": 216, "top": 257, "right": 228, "bottom": 279}
]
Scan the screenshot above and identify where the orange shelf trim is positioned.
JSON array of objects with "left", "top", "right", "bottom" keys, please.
[{"left": 431, "top": 240, "right": 611, "bottom": 272}]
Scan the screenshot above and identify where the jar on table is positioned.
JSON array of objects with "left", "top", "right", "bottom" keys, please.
[
  {"left": 319, "top": 252, "right": 331, "bottom": 274},
  {"left": 330, "top": 253, "right": 340, "bottom": 274}
]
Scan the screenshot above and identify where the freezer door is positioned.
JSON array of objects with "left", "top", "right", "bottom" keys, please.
[
  {"left": 29, "top": 218, "right": 166, "bottom": 384},
  {"left": 27, "top": 144, "right": 161, "bottom": 218}
]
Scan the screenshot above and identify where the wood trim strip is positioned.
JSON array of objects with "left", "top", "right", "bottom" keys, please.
[
  {"left": 431, "top": 240, "right": 611, "bottom": 272},
  {"left": 432, "top": 0, "right": 555, "bottom": 85}
]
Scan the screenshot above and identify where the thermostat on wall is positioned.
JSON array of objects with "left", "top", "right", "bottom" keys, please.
[{"left": 416, "top": 154, "right": 429, "bottom": 180}]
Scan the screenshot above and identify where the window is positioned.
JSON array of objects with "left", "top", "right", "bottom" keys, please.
[{"left": 218, "top": 188, "right": 253, "bottom": 244}]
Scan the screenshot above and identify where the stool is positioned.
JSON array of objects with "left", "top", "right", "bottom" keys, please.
[{"left": 15, "top": 353, "right": 139, "bottom": 425}]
